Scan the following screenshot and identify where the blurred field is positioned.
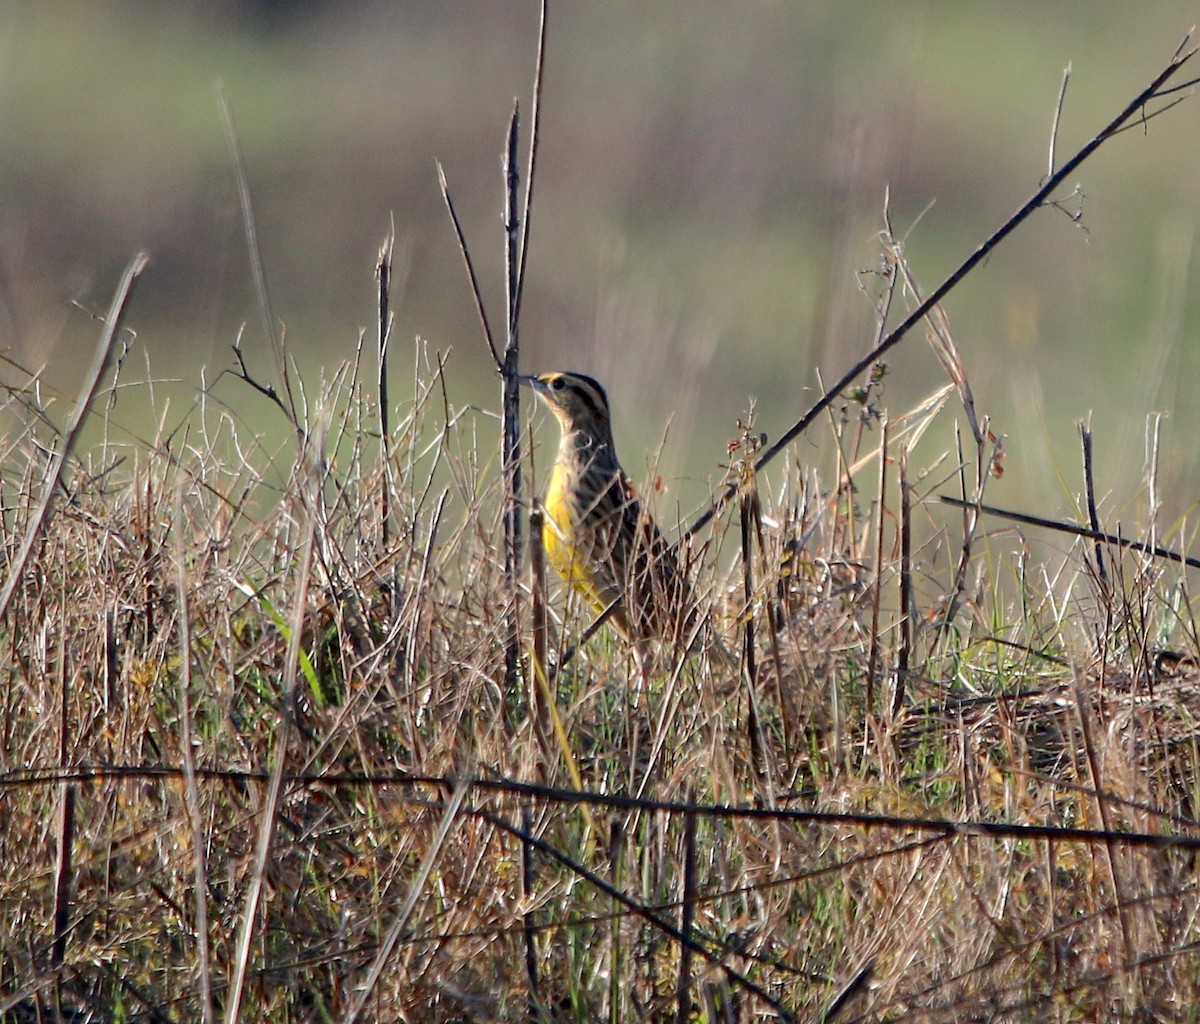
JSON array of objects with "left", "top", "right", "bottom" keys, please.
[{"left": 3, "top": 2, "right": 1200, "bottom": 522}]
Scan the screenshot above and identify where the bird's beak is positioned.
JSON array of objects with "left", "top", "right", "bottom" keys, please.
[{"left": 519, "top": 374, "right": 544, "bottom": 394}]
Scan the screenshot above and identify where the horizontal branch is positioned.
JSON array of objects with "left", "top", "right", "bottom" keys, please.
[
  {"left": 939, "top": 495, "right": 1200, "bottom": 570},
  {"left": 7, "top": 764, "right": 1199, "bottom": 852}
]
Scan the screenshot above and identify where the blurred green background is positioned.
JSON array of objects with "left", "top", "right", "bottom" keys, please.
[{"left": 3, "top": 1, "right": 1200, "bottom": 535}]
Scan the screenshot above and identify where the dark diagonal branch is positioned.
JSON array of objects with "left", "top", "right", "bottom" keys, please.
[{"left": 685, "top": 33, "right": 1199, "bottom": 542}]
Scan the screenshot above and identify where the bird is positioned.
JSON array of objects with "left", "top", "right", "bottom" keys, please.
[{"left": 523, "top": 370, "right": 704, "bottom": 657}]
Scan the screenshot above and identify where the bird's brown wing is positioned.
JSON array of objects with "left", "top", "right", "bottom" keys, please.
[{"left": 587, "top": 473, "right": 694, "bottom": 643}]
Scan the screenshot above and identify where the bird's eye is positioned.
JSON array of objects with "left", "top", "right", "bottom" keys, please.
[{"left": 550, "top": 377, "right": 564, "bottom": 391}]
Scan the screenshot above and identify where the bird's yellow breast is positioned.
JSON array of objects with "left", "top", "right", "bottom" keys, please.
[{"left": 541, "top": 462, "right": 609, "bottom": 614}]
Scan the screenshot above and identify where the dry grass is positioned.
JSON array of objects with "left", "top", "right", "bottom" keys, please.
[{"left": 0, "top": 315, "right": 1199, "bottom": 1024}]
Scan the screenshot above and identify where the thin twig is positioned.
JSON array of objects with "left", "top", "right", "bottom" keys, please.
[
  {"left": 377, "top": 231, "right": 395, "bottom": 548},
  {"left": 1079, "top": 421, "right": 1107, "bottom": 586},
  {"left": 502, "top": 104, "right": 525, "bottom": 707},
  {"left": 521, "top": 806, "right": 541, "bottom": 1019},
  {"left": 1047, "top": 63, "right": 1071, "bottom": 179},
  {"left": 229, "top": 330, "right": 295, "bottom": 425},
  {"left": 1072, "top": 678, "right": 1139, "bottom": 984},
  {"left": 739, "top": 475, "right": 765, "bottom": 778},
  {"left": 224, "top": 458, "right": 320, "bottom": 1024},
  {"left": 894, "top": 453, "right": 912, "bottom": 717},
  {"left": 552, "top": 596, "right": 622, "bottom": 676},
  {"left": 481, "top": 807, "right": 797, "bottom": 1023},
  {"left": 823, "top": 960, "right": 875, "bottom": 1023},
  {"left": 174, "top": 484, "right": 215, "bottom": 1024},
  {"left": 529, "top": 502, "right": 551, "bottom": 749},
  {"left": 437, "top": 161, "right": 501, "bottom": 369},
  {"left": 0, "top": 253, "right": 148, "bottom": 622},
  {"left": 938, "top": 495, "right": 1200, "bottom": 570},
  {"left": 50, "top": 573, "right": 71, "bottom": 983},
  {"left": 50, "top": 766, "right": 74, "bottom": 971},
  {"left": 216, "top": 82, "right": 298, "bottom": 430},
  {"left": 513, "top": 0, "right": 548, "bottom": 332},
  {"left": 676, "top": 803, "right": 698, "bottom": 1024},
  {"left": 343, "top": 778, "right": 471, "bottom": 1023},
  {"left": 505, "top": 103, "right": 522, "bottom": 329},
  {"left": 867, "top": 419, "right": 889, "bottom": 715}
]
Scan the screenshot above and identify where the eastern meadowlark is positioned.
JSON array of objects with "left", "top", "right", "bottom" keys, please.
[{"left": 524, "top": 371, "right": 702, "bottom": 653}]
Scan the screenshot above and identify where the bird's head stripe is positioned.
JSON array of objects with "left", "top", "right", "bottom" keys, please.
[{"left": 568, "top": 376, "right": 608, "bottom": 422}]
